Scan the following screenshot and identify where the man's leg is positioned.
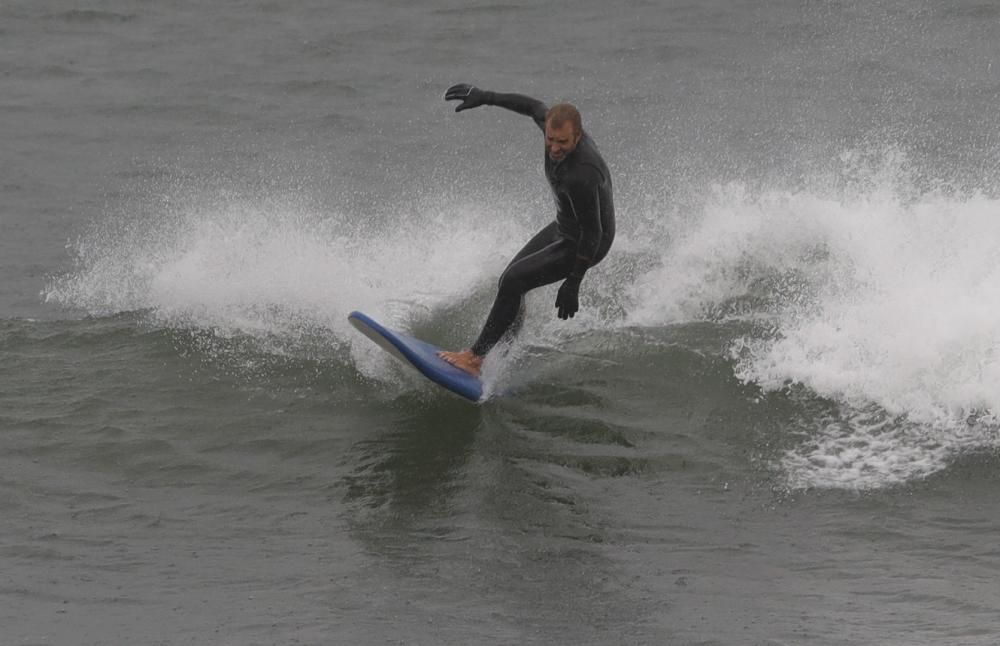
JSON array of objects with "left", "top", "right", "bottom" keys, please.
[
  {"left": 470, "top": 235, "right": 574, "bottom": 356},
  {"left": 440, "top": 223, "right": 569, "bottom": 375},
  {"left": 489, "top": 222, "right": 562, "bottom": 344}
]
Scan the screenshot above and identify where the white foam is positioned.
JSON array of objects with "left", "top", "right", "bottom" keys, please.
[
  {"left": 44, "top": 187, "right": 532, "bottom": 385},
  {"left": 617, "top": 152, "right": 1000, "bottom": 487},
  {"left": 45, "top": 151, "right": 1000, "bottom": 485},
  {"left": 737, "top": 183, "right": 1000, "bottom": 487}
]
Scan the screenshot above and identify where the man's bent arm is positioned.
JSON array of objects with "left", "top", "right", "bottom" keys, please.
[{"left": 565, "top": 167, "right": 604, "bottom": 278}]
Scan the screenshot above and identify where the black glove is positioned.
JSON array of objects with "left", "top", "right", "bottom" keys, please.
[
  {"left": 444, "top": 83, "right": 488, "bottom": 112},
  {"left": 555, "top": 275, "right": 582, "bottom": 320}
]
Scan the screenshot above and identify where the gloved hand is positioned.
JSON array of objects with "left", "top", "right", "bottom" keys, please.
[
  {"left": 444, "top": 83, "right": 488, "bottom": 112},
  {"left": 555, "top": 275, "right": 582, "bottom": 320}
]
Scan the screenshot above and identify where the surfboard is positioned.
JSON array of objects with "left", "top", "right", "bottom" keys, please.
[{"left": 347, "top": 311, "right": 483, "bottom": 402}]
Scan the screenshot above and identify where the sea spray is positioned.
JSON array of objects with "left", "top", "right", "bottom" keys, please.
[{"left": 43, "top": 180, "right": 533, "bottom": 385}]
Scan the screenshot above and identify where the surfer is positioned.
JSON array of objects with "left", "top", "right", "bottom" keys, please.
[{"left": 438, "top": 83, "right": 615, "bottom": 377}]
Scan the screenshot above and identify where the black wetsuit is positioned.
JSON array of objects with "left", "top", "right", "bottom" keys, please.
[{"left": 470, "top": 92, "right": 615, "bottom": 356}]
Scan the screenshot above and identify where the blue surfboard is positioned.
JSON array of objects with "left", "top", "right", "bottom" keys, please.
[{"left": 348, "top": 311, "right": 483, "bottom": 402}]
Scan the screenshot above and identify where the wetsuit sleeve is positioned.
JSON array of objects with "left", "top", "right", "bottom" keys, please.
[
  {"left": 565, "top": 165, "right": 604, "bottom": 279},
  {"left": 482, "top": 91, "right": 548, "bottom": 130}
]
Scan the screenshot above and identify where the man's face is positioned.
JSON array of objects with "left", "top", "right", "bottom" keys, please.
[{"left": 545, "top": 120, "right": 580, "bottom": 162}]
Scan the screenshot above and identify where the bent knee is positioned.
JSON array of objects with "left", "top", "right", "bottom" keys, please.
[{"left": 497, "top": 272, "right": 527, "bottom": 296}]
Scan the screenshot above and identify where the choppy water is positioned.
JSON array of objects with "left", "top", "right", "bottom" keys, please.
[{"left": 4, "top": 1, "right": 1000, "bottom": 644}]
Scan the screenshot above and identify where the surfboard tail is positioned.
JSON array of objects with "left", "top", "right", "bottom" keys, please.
[{"left": 348, "top": 311, "right": 483, "bottom": 402}]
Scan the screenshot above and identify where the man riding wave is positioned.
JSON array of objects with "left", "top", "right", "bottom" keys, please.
[{"left": 439, "top": 83, "right": 615, "bottom": 377}]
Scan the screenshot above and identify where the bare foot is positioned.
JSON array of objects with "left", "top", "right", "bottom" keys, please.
[{"left": 438, "top": 349, "right": 483, "bottom": 377}]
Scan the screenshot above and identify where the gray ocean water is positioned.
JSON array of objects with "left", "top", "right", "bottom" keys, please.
[{"left": 4, "top": 1, "right": 1000, "bottom": 644}]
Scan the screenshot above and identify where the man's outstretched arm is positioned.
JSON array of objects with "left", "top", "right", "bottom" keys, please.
[{"left": 444, "top": 83, "right": 547, "bottom": 130}]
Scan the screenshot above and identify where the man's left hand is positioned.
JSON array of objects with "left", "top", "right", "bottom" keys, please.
[
  {"left": 444, "top": 83, "right": 487, "bottom": 112},
  {"left": 555, "top": 276, "right": 582, "bottom": 320}
]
